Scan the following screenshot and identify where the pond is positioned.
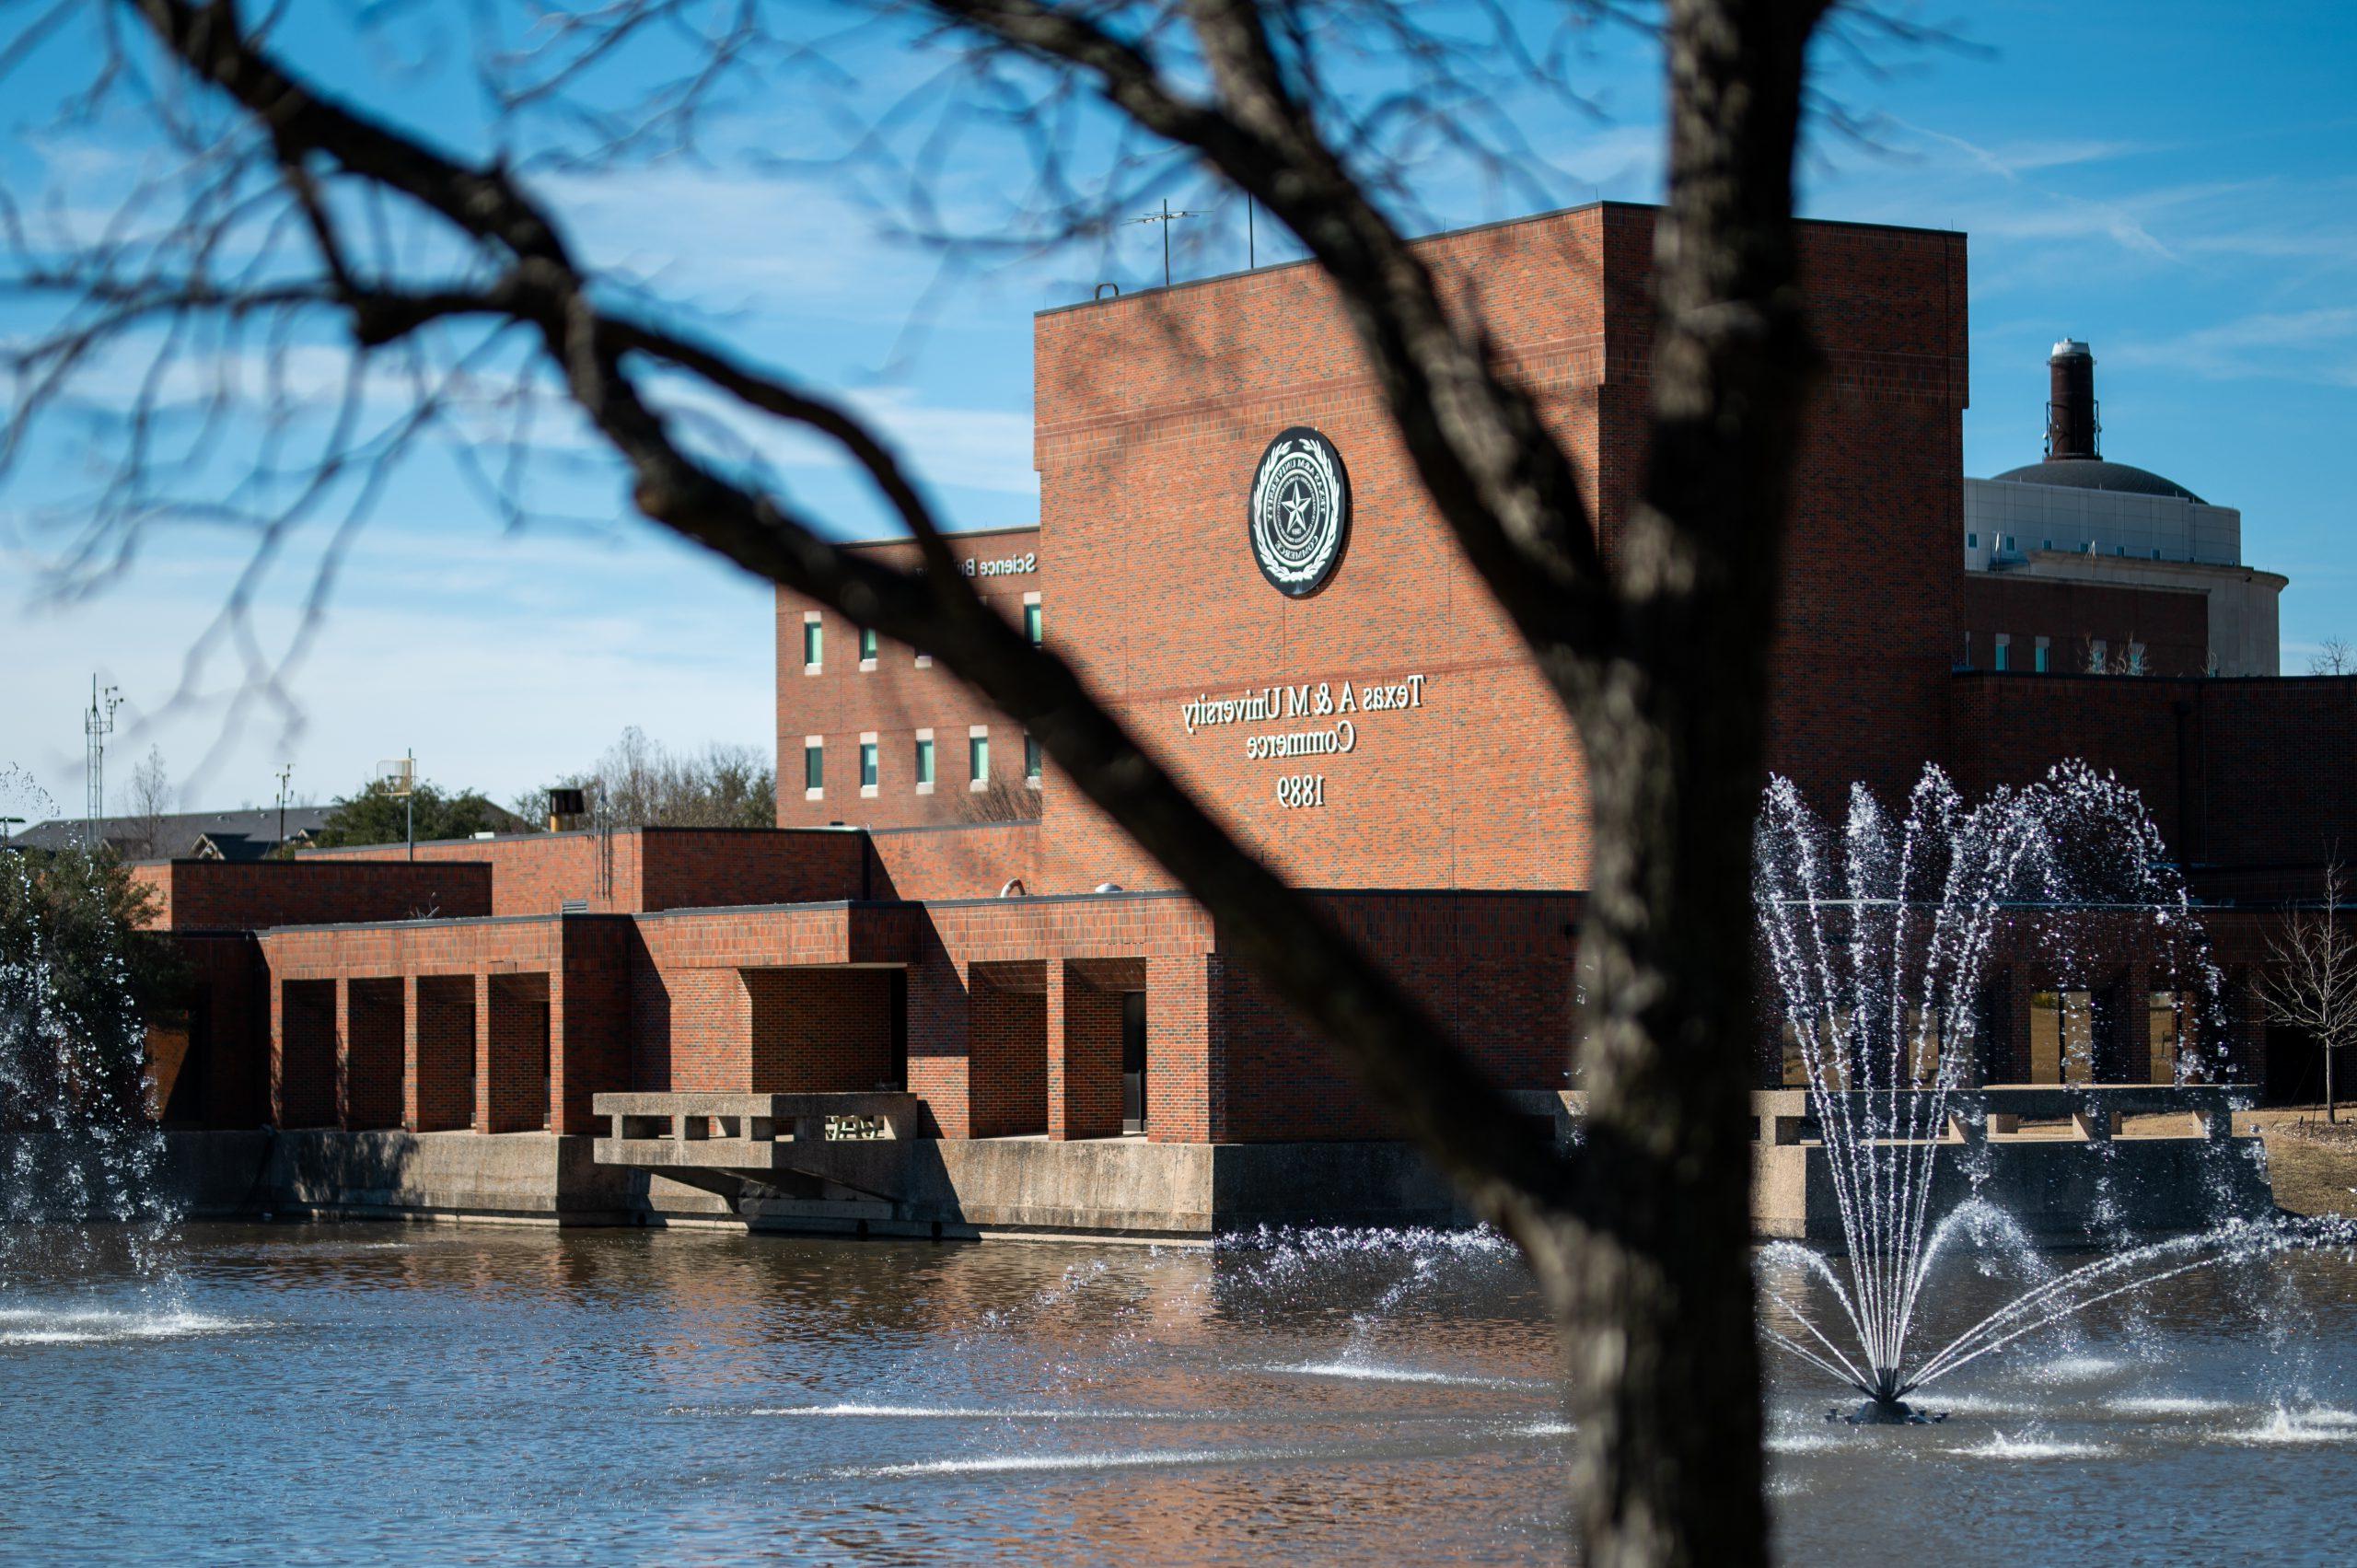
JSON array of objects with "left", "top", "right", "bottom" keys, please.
[{"left": 2, "top": 1222, "right": 2352, "bottom": 1563}]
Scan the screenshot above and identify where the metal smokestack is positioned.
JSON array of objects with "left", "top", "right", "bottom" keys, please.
[{"left": 2044, "top": 338, "right": 2098, "bottom": 461}]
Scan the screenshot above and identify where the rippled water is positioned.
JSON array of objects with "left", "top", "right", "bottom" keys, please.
[{"left": 2, "top": 1223, "right": 2352, "bottom": 1563}]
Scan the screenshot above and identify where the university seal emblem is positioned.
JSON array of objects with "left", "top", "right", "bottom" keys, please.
[{"left": 1248, "top": 426, "right": 1350, "bottom": 597}]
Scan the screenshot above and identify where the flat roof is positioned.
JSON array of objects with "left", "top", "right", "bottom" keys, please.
[{"left": 1038, "top": 198, "right": 1967, "bottom": 319}]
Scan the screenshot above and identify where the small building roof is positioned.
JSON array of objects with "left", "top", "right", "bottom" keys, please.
[{"left": 6, "top": 806, "right": 335, "bottom": 861}]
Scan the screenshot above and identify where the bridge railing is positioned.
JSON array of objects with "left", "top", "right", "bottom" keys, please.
[
  {"left": 591, "top": 1091, "right": 921, "bottom": 1146},
  {"left": 1519, "top": 1086, "right": 2250, "bottom": 1149},
  {"left": 1750, "top": 1084, "right": 2247, "bottom": 1146}
]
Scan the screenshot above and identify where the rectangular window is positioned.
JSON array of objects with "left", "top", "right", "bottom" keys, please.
[
  {"left": 969, "top": 729, "right": 990, "bottom": 790},
  {"left": 803, "top": 739, "right": 823, "bottom": 796},
  {"left": 801, "top": 613, "right": 822, "bottom": 671},
  {"left": 2029, "top": 990, "right": 2096, "bottom": 1085},
  {"left": 2004, "top": 535, "right": 2016, "bottom": 551},
  {"left": 1967, "top": 532, "right": 1978, "bottom": 550},
  {"left": 2042, "top": 538, "right": 2053, "bottom": 551},
  {"left": 914, "top": 735, "right": 935, "bottom": 791},
  {"left": 1023, "top": 595, "right": 1042, "bottom": 645},
  {"left": 859, "top": 740, "right": 878, "bottom": 790},
  {"left": 1993, "top": 633, "right": 2010, "bottom": 672},
  {"left": 858, "top": 626, "right": 879, "bottom": 664},
  {"left": 2148, "top": 991, "right": 2188, "bottom": 1085},
  {"left": 2035, "top": 637, "right": 2050, "bottom": 673},
  {"left": 1025, "top": 733, "right": 1043, "bottom": 785}
]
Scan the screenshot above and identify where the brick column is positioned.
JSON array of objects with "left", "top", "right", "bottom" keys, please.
[
  {"left": 547, "top": 969, "right": 567, "bottom": 1136},
  {"left": 402, "top": 975, "right": 422, "bottom": 1130},
  {"left": 332, "top": 977, "right": 353, "bottom": 1131},
  {"left": 1146, "top": 954, "right": 1213, "bottom": 1144},
  {"left": 1045, "top": 961, "right": 1069, "bottom": 1140},
  {"left": 1050, "top": 963, "right": 1126, "bottom": 1142},
  {"left": 267, "top": 976, "right": 286, "bottom": 1128},
  {"left": 473, "top": 971, "right": 493, "bottom": 1132}
]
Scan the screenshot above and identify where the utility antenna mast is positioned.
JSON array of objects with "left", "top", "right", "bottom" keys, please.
[
  {"left": 1124, "top": 198, "right": 1202, "bottom": 288},
  {"left": 83, "top": 676, "right": 122, "bottom": 851},
  {"left": 377, "top": 750, "right": 416, "bottom": 861},
  {"left": 275, "top": 762, "right": 296, "bottom": 854}
]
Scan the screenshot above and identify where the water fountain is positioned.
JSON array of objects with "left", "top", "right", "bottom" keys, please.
[
  {"left": 0, "top": 769, "right": 176, "bottom": 1284},
  {"left": 1753, "top": 761, "right": 2348, "bottom": 1423}
]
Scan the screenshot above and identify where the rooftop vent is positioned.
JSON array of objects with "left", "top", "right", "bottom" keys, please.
[{"left": 2044, "top": 338, "right": 2100, "bottom": 461}]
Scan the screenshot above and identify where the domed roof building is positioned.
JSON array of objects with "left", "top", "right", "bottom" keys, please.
[{"left": 1961, "top": 340, "right": 2283, "bottom": 676}]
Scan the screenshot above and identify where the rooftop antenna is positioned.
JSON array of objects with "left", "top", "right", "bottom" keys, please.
[
  {"left": 83, "top": 675, "right": 122, "bottom": 852},
  {"left": 275, "top": 762, "right": 295, "bottom": 854},
  {"left": 377, "top": 750, "right": 416, "bottom": 861},
  {"left": 1125, "top": 197, "right": 1202, "bottom": 288}
]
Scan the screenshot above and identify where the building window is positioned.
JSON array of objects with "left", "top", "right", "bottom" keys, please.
[
  {"left": 1966, "top": 532, "right": 1978, "bottom": 550},
  {"left": 858, "top": 626, "right": 879, "bottom": 667},
  {"left": 859, "top": 738, "right": 878, "bottom": 794},
  {"left": 2004, "top": 535, "right": 2015, "bottom": 551},
  {"left": 969, "top": 728, "right": 990, "bottom": 790},
  {"left": 1023, "top": 593, "right": 1042, "bottom": 645},
  {"left": 2042, "top": 538, "right": 2053, "bottom": 551},
  {"left": 803, "top": 738, "right": 824, "bottom": 798},
  {"left": 1993, "top": 633, "right": 2010, "bottom": 672},
  {"left": 914, "top": 733, "right": 935, "bottom": 793},
  {"left": 2035, "top": 636, "right": 2050, "bottom": 673},
  {"left": 802, "top": 612, "right": 822, "bottom": 672},
  {"left": 1025, "top": 733, "right": 1043, "bottom": 787}
]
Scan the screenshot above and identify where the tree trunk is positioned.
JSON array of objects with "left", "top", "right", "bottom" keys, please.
[{"left": 1552, "top": 2, "right": 1823, "bottom": 1563}]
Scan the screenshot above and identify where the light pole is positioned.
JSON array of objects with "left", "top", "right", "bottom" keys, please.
[
  {"left": 83, "top": 675, "right": 122, "bottom": 851},
  {"left": 274, "top": 762, "right": 294, "bottom": 854}
]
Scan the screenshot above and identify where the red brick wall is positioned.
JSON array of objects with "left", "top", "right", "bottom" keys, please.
[
  {"left": 412, "top": 974, "right": 476, "bottom": 1132},
  {"left": 967, "top": 969, "right": 1047, "bottom": 1137},
  {"left": 299, "top": 832, "right": 627, "bottom": 916},
  {"left": 157, "top": 860, "right": 493, "bottom": 931},
  {"left": 1017, "top": 202, "right": 1967, "bottom": 893},
  {"left": 1050, "top": 961, "right": 1133, "bottom": 1140},
  {"left": 344, "top": 978, "right": 404, "bottom": 1131},
  {"left": 745, "top": 969, "right": 897, "bottom": 1092},
  {"left": 1960, "top": 575, "right": 2209, "bottom": 677},
  {"left": 635, "top": 829, "right": 867, "bottom": 911},
  {"left": 1949, "top": 673, "right": 2357, "bottom": 873},
  {"left": 298, "top": 828, "right": 867, "bottom": 915},
  {"left": 774, "top": 528, "right": 1040, "bottom": 830},
  {"left": 867, "top": 821, "right": 1040, "bottom": 901},
  {"left": 484, "top": 971, "right": 551, "bottom": 1132},
  {"left": 170, "top": 934, "right": 266, "bottom": 1126},
  {"left": 1211, "top": 892, "right": 1580, "bottom": 1142},
  {"left": 278, "top": 979, "right": 338, "bottom": 1129}
]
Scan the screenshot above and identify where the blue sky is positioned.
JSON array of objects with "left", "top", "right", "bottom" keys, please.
[{"left": 2, "top": 0, "right": 2352, "bottom": 821}]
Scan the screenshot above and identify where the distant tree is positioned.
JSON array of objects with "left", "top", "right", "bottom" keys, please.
[
  {"left": 548, "top": 727, "right": 775, "bottom": 830},
  {"left": 2119, "top": 638, "right": 2148, "bottom": 677},
  {"left": 308, "top": 778, "right": 527, "bottom": 849},
  {"left": 122, "top": 746, "right": 174, "bottom": 859},
  {"left": 2258, "top": 859, "right": 2357, "bottom": 1124},
  {"left": 963, "top": 775, "right": 1043, "bottom": 824},
  {"left": 0, "top": 843, "right": 187, "bottom": 1129},
  {"left": 2307, "top": 638, "right": 2354, "bottom": 676}
]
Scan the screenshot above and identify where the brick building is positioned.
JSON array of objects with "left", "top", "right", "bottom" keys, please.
[{"left": 135, "top": 202, "right": 2355, "bottom": 1199}]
